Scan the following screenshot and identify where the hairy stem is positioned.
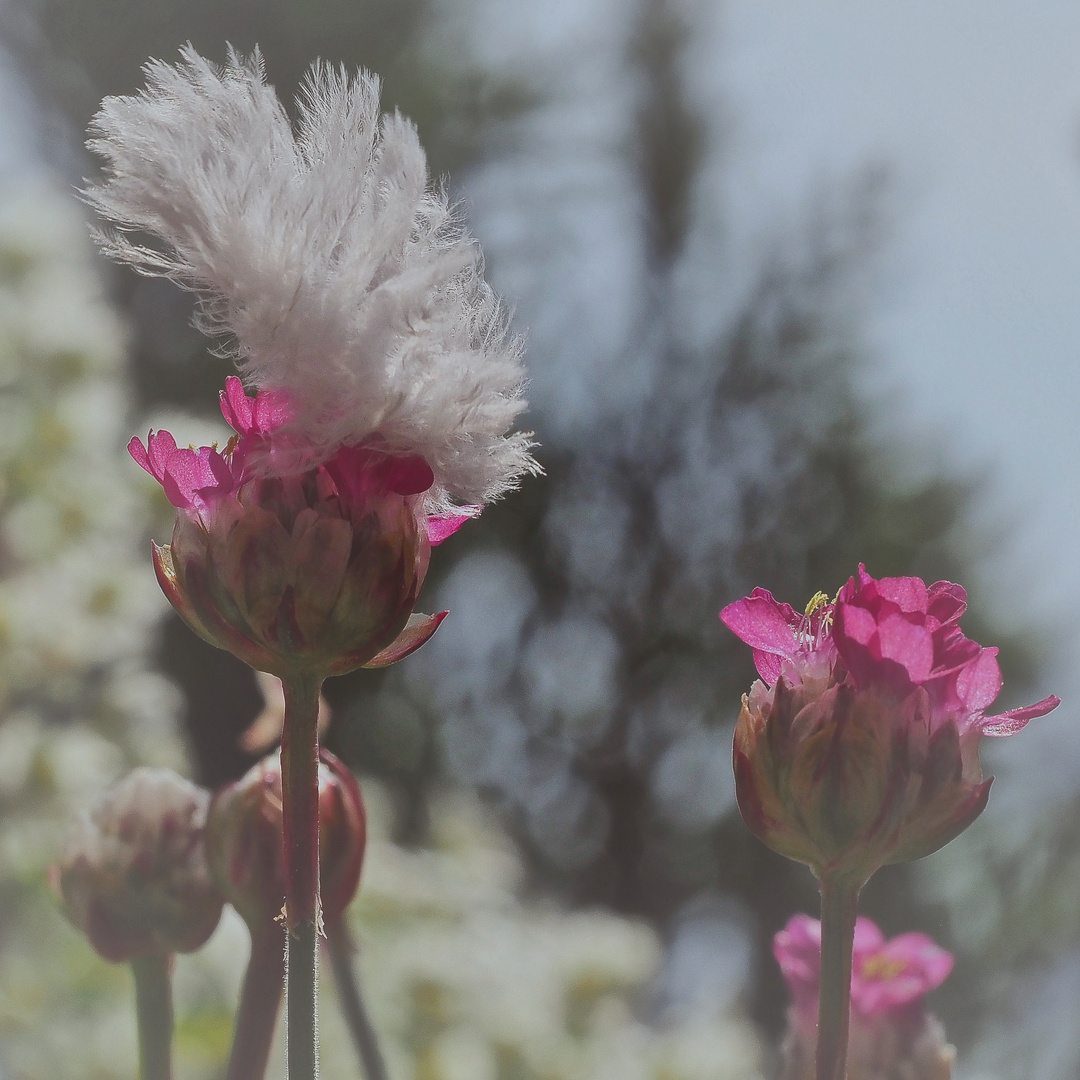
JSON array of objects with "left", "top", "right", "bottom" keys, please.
[
  {"left": 281, "top": 673, "right": 324, "bottom": 1080},
  {"left": 226, "top": 927, "right": 286, "bottom": 1080},
  {"left": 816, "top": 871, "right": 862, "bottom": 1080},
  {"left": 325, "top": 920, "right": 388, "bottom": 1080},
  {"left": 131, "top": 953, "right": 174, "bottom": 1080}
]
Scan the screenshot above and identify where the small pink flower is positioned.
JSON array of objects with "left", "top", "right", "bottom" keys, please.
[
  {"left": 773, "top": 914, "right": 953, "bottom": 1021},
  {"left": 130, "top": 378, "right": 463, "bottom": 678},
  {"left": 720, "top": 566, "right": 1058, "bottom": 878},
  {"left": 774, "top": 915, "right": 958, "bottom": 1080},
  {"left": 722, "top": 566, "right": 1058, "bottom": 737},
  {"left": 131, "top": 377, "right": 472, "bottom": 546}
]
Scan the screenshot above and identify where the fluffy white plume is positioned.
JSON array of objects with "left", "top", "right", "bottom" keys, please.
[{"left": 84, "top": 45, "right": 537, "bottom": 507}]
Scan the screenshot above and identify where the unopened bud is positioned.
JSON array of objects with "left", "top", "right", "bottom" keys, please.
[
  {"left": 53, "top": 768, "right": 224, "bottom": 962},
  {"left": 205, "top": 748, "right": 366, "bottom": 929}
]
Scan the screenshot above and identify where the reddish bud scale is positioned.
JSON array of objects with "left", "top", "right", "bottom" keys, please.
[
  {"left": 734, "top": 679, "right": 991, "bottom": 880},
  {"left": 205, "top": 748, "right": 366, "bottom": 931}
]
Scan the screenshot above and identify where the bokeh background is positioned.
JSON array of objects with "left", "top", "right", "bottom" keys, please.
[{"left": 0, "top": 1, "right": 1075, "bottom": 1077}]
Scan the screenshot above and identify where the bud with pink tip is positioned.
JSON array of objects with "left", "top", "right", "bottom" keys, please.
[
  {"left": 204, "top": 747, "right": 366, "bottom": 930},
  {"left": 53, "top": 768, "right": 224, "bottom": 962},
  {"left": 132, "top": 378, "right": 455, "bottom": 681},
  {"left": 775, "top": 914, "right": 956, "bottom": 1080},
  {"left": 721, "top": 567, "right": 1059, "bottom": 881}
]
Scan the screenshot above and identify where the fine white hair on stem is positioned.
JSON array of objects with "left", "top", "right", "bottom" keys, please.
[{"left": 84, "top": 44, "right": 538, "bottom": 509}]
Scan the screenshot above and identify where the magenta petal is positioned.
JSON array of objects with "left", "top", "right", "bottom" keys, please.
[
  {"left": 853, "top": 932, "right": 954, "bottom": 1014},
  {"left": 127, "top": 435, "right": 153, "bottom": 476},
  {"left": 161, "top": 446, "right": 227, "bottom": 509},
  {"left": 219, "top": 375, "right": 253, "bottom": 433},
  {"left": 882, "top": 933, "right": 955, "bottom": 992},
  {"left": 876, "top": 614, "right": 935, "bottom": 680},
  {"left": 772, "top": 915, "right": 823, "bottom": 1003},
  {"left": 836, "top": 602, "right": 877, "bottom": 647},
  {"left": 753, "top": 650, "right": 784, "bottom": 685},
  {"left": 874, "top": 575, "right": 929, "bottom": 614},
  {"left": 954, "top": 647, "right": 1003, "bottom": 712},
  {"left": 927, "top": 580, "right": 967, "bottom": 625},
  {"left": 427, "top": 513, "right": 474, "bottom": 546},
  {"left": 251, "top": 386, "right": 293, "bottom": 432},
  {"left": 852, "top": 916, "right": 886, "bottom": 958},
  {"left": 384, "top": 455, "right": 435, "bottom": 496},
  {"left": 981, "top": 694, "right": 1061, "bottom": 737},
  {"left": 720, "top": 590, "right": 801, "bottom": 682},
  {"left": 362, "top": 611, "right": 448, "bottom": 668},
  {"left": 146, "top": 430, "right": 179, "bottom": 480}
]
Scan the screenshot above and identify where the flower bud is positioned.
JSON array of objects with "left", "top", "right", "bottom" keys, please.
[
  {"left": 734, "top": 677, "right": 991, "bottom": 880},
  {"left": 53, "top": 768, "right": 224, "bottom": 962},
  {"left": 204, "top": 748, "right": 366, "bottom": 929},
  {"left": 133, "top": 378, "right": 451, "bottom": 681}
]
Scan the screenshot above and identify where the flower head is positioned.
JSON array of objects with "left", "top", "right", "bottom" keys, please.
[
  {"left": 130, "top": 377, "right": 451, "bottom": 678},
  {"left": 204, "top": 747, "right": 366, "bottom": 930},
  {"left": 774, "top": 914, "right": 956, "bottom": 1080},
  {"left": 721, "top": 566, "right": 1058, "bottom": 878},
  {"left": 52, "top": 768, "right": 224, "bottom": 962},
  {"left": 86, "top": 45, "right": 537, "bottom": 513}
]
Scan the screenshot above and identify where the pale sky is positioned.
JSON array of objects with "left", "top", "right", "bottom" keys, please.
[
  {"left": 709, "top": 1, "right": 1080, "bottom": 794},
  {"left": 719, "top": 3, "right": 1080, "bottom": 620}
]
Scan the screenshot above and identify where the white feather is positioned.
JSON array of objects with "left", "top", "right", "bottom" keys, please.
[{"left": 84, "top": 45, "right": 538, "bottom": 509}]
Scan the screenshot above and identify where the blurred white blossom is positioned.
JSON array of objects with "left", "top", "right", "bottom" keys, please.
[
  {"left": 261, "top": 779, "right": 765, "bottom": 1080},
  {"left": 0, "top": 182, "right": 187, "bottom": 1078}
]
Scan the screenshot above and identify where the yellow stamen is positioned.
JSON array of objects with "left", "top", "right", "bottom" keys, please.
[
  {"left": 804, "top": 591, "right": 830, "bottom": 618},
  {"left": 860, "top": 955, "right": 907, "bottom": 980}
]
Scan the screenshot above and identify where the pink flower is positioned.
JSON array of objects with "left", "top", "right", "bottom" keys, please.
[
  {"left": 774, "top": 915, "right": 958, "bottom": 1080},
  {"left": 129, "top": 377, "right": 466, "bottom": 678},
  {"left": 131, "top": 377, "right": 471, "bottom": 545},
  {"left": 832, "top": 567, "right": 1057, "bottom": 737},
  {"left": 720, "top": 567, "right": 1058, "bottom": 878},
  {"left": 774, "top": 914, "right": 953, "bottom": 1022},
  {"left": 722, "top": 567, "right": 1058, "bottom": 738}
]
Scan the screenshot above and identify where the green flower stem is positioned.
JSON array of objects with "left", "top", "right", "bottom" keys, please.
[
  {"left": 325, "top": 919, "right": 388, "bottom": 1080},
  {"left": 131, "top": 953, "right": 174, "bottom": 1080},
  {"left": 281, "top": 674, "right": 324, "bottom": 1080},
  {"left": 226, "top": 927, "right": 286, "bottom": 1080},
  {"left": 816, "top": 871, "right": 863, "bottom": 1080}
]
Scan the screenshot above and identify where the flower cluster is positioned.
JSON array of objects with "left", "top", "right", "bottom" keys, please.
[{"left": 721, "top": 566, "right": 1059, "bottom": 879}]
